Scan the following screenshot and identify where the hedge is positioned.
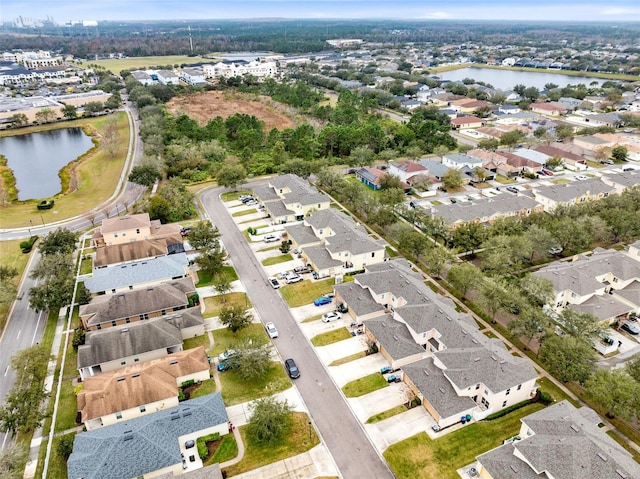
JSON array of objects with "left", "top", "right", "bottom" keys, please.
[
  {"left": 196, "top": 432, "right": 220, "bottom": 460},
  {"left": 486, "top": 399, "right": 532, "bottom": 420}
]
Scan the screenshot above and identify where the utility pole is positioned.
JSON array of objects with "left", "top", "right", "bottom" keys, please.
[{"left": 189, "top": 25, "right": 194, "bottom": 54}]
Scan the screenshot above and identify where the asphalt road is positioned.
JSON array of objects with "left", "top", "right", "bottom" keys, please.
[{"left": 200, "top": 187, "right": 395, "bottom": 479}]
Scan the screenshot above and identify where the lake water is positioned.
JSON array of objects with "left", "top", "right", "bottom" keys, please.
[
  {"left": 0, "top": 127, "right": 95, "bottom": 200},
  {"left": 436, "top": 67, "right": 607, "bottom": 91}
]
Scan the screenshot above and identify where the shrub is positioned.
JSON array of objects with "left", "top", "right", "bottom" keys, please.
[
  {"left": 410, "top": 397, "right": 422, "bottom": 408},
  {"left": 537, "top": 391, "right": 553, "bottom": 405},
  {"left": 72, "top": 328, "right": 85, "bottom": 351},
  {"left": 56, "top": 435, "right": 74, "bottom": 458},
  {"left": 279, "top": 241, "right": 290, "bottom": 253},
  {"left": 486, "top": 400, "right": 531, "bottom": 420},
  {"left": 196, "top": 432, "right": 220, "bottom": 460},
  {"left": 181, "top": 379, "right": 195, "bottom": 388},
  {"left": 19, "top": 235, "right": 38, "bottom": 253}
]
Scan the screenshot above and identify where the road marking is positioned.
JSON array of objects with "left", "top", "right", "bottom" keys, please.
[
  {"left": 31, "top": 310, "right": 44, "bottom": 345},
  {"left": 1, "top": 431, "right": 8, "bottom": 449},
  {"left": 16, "top": 330, "right": 20, "bottom": 339},
  {"left": 3, "top": 365, "right": 8, "bottom": 377}
]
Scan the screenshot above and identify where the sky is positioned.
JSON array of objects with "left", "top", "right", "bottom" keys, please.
[{"left": 1, "top": 0, "right": 640, "bottom": 22}]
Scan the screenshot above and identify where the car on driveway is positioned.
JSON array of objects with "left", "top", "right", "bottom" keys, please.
[
  {"left": 506, "top": 186, "right": 519, "bottom": 194},
  {"left": 285, "top": 273, "right": 303, "bottom": 284},
  {"left": 322, "top": 311, "right": 342, "bottom": 322},
  {"left": 268, "top": 277, "right": 280, "bottom": 289},
  {"left": 217, "top": 359, "right": 236, "bottom": 372},
  {"left": 314, "top": 296, "right": 333, "bottom": 306},
  {"left": 575, "top": 175, "right": 588, "bottom": 180},
  {"left": 600, "top": 159, "right": 614, "bottom": 165},
  {"left": 284, "top": 358, "right": 300, "bottom": 379},
  {"left": 621, "top": 322, "right": 640, "bottom": 335},
  {"left": 218, "top": 349, "right": 236, "bottom": 362},
  {"left": 623, "top": 167, "right": 636, "bottom": 172},
  {"left": 265, "top": 322, "right": 278, "bottom": 339},
  {"left": 263, "top": 234, "right": 279, "bottom": 243}
]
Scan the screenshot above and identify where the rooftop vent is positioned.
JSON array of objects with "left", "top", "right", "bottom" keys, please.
[
  {"left": 570, "top": 424, "right": 580, "bottom": 433},
  {"left": 169, "top": 360, "right": 178, "bottom": 365},
  {"left": 462, "top": 329, "right": 468, "bottom": 335},
  {"left": 117, "top": 377, "right": 125, "bottom": 382},
  {"left": 439, "top": 387, "right": 445, "bottom": 394},
  {"left": 393, "top": 335, "right": 399, "bottom": 341},
  {"left": 510, "top": 465, "right": 518, "bottom": 473},
  {"left": 183, "top": 412, "right": 192, "bottom": 417},
  {"left": 474, "top": 358, "right": 481, "bottom": 362},
  {"left": 616, "top": 470, "right": 629, "bottom": 479},
  {"left": 131, "top": 373, "right": 140, "bottom": 378},
  {"left": 171, "top": 415, "right": 180, "bottom": 420},
  {"left": 597, "top": 452, "right": 608, "bottom": 462},
  {"left": 382, "top": 322, "right": 386, "bottom": 327},
  {"left": 124, "top": 430, "right": 132, "bottom": 434},
  {"left": 499, "top": 360, "right": 506, "bottom": 365},
  {"left": 423, "top": 370, "right": 430, "bottom": 376},
  {"left": 490, "top": 355, "right": 497, "bottom": 361},
  {"left": 123, "top": 434, "right": 134, "bottom": 441},
  {"left": 121, "top": 328, "right": 129, "bottom": 333},
  {"left": 472, "top": 339, "right": 478, "bottom": 344}
]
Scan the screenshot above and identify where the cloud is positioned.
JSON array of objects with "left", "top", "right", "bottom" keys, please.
[
  {"left": 600, "top": 7, "right": 640, "bottom": 15},
  {"left": 421, "top": 11, "right": 450, "bottom": 19}
]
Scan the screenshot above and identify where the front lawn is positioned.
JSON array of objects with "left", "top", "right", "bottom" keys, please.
[
  {"left": 183, "top": 334, "right": 212, "bottom": 351},
  {"left": 384, "top": 402, "right": 545, "bottom": 479},
  {"left": 203, "top": 433, "right": 239, "bottom": 466},
  {"left": 196, "top": 265, "right": 239, "bottom": 287},
  {"left": 211, "top": 323, "right": 267, "bottom": 358},
  {"left": 189, "top": 378, "right": 217, "bottom": 399},
  {"left": 231, "top": 208, "right": 257, "bottom": 217},
  {"left": 310, "top": 327, "right": 352, "bottom": 347},
  {"left": 342, "top": 372, "right": 388, "bottom": 398},
  {"left": 222, "top": 412, "right": 319, "bottom": 477},
  {"left": 221, "top": 190, "right": 252, "bottom": 202},
  {"left": 203, "top": 292, "right": 251, "bottom": 318},
  {"left": 218, "top": 362, "right": 291, "bottom": 405},
  {"left": 366, "top": 405, "right": 408, "bottom": 424},
  {"left": 328, "top": 351, "right": 367, "bottom": 366},
  {"left": 261, "top": 254, "right": 293, "bottom": 266},
  {"left": 35, "top": 432, "right": 76, "bottom": 479},
  {"left": 494, "top": 174, "right": 516, "bottom": 184},
  {"left": 279, "top": 278, "right": 336, "bottom": 308}
]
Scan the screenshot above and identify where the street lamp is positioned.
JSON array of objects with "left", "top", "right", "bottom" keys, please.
[
  {"left": 308, "top": 421, "right": 312, "bottom": 441},
  {"left": 40, "top": 215, "right": 45, "bottom": 226}
]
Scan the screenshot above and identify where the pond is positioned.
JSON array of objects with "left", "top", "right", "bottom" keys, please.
[
  {"left": 0, "top": 127, "right": 95, "bottom": 200},
  {"left": 436, "top": 67, "right": 607, "bottom": 91}
]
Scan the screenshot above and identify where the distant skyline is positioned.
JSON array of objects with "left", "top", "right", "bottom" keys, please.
[{"left": 1, "top": 1, "right": 640, "bottom": 23}]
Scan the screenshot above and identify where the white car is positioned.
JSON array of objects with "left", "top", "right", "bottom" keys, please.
[
  {"left": 218, "top": 349, "right": 236, "bottom": 362},
  {"left": 263, "top": 234, "right": 279, "bottom": 243},
  {"left": 322, "top": 311, "right": 342, "bottom": 322},
  {"left": 285, "top": 273, "right": 303, "bottom": 284},
  {"left": 268, "top": 277, "right": 280, "bottom": 289},
  {"left": 575, "top": 175, "right": 588, "bottom": 180},
  {"left": 265, "top": 322, "right": 278, "bottom": 339}
]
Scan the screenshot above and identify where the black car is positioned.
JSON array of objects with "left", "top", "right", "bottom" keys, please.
[
  {"left": 284, "top": 358, "right": 300, "bottom": 379},
  {"left": 621, "top": 322, "right": 640, "bottom": 335}
]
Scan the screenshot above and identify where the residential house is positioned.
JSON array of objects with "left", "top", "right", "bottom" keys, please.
[
  {"left": 418, "top": 159, "right": 451, "bottom": 181},
  {"left": 430, "top": 195, "right": 544, "bottom": 229},
  {"left": 401, "top": 99, "right": 422, "bottom": 111},
  {"left": 83, "top": 253, "right": 190, "bottom": 295},
  {"left": 499, "top": 152, "right": 544, "bottom": 175},
  {"left": 534, "top": 247, "right": 640, "bottom": 320},
  {"left": 93, "top": 235, "right": 185, "bottom": 269},
  {"left": 255, "top": 174, "right": 331, "bottom": 224},
  {"left": 356, "top": 167, "right": 387, "bottom": 190},
  {"left": 533, "top": 144, "right": 587, "bottom": 171},
  {"left": 557, "top": 97, "right": 584, "bottom": 110},
  {"left": 532, "top": 178, "right": 614, "bottom": 211},
  {"left": 203, "top": 60, "right": 278, "bottom": 80},
  {"left": 602, "top": 169, "right": 640, "bottom": 193},
  {"left": 512, "top": 147, "right": 550, "bottom": 166},
  {"left": 388, "top": 160, "right": 430, "bottom": 184},
  {"left": 442, "top": 153, "right": 484, "bottom": 170},
  {"left": 68, "top": 393, "right": 229, "bottom": 479},
  {"left": 130, "top": 70, "right": 155, "bottom": 85},
  {"left": 286, "top": 208, "right": 387, "bottom": 277},
  {"left": 78, "top": 347, "right": 211, "bottom": 430},
  {"left": 79, "top": 277, "right": 203, "bottom": 337},
  {"left": 156, "top": 69, "right": 180, "bottom": 85},
  {"left": 451, "top": 115, "right": 485, "bottom": 129},
  {"left": 179, "top": 67, "right": 206, "bottom": 86},
  {"left": 92, "top": 213, "right": 181, "bottom": 247},
  {"left": 583, "top": 112, "right": 620, "bottom": 127},
  {"left": 78, "top": 318, "right": 184, "bottom": 379},
  {"left": 430, "top": 92, "right": 466, "bottom": 107},
  {"left": 476, "top": 125, "right": 529, "bottom": 141},
  {"left": 498, "top": 104, "right": 521, "bottom": 115},
  {"left": 530, "top": 102, "right": 569, "bottom": 116},
  {"left": 475, "top": 400, "right": 640, "bottom": 479},
  {"left": 334, "top": 261, "right": 538, "bottom": 429},
  {"left": 573, "top": 134, "right": 615, "bottom": 152},
  {"left": 450, "top": 98, "right": 491, "bottom": 113}
]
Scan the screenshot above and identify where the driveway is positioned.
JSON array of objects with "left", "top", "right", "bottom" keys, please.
[
  {"left": 365, "top": 406, "right": 432, "bottom": 452},
  {"left": 200, "top": 187, "right": 394, "bottom": 479},
  {"left": 329, "top": 353, "right": 391, "bottom": 387},
  {"left": 349, "top": 381, "right": 411, "bottom": 422}
]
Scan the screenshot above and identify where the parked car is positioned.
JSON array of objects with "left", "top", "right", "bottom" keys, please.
[
  {"left": 239, "top": 196, "right": 254, "bottom": 203},
  {"left": 314, "top": 296, "right": 333, "bottom": 306},
  {"left": 621, "top": 322, "right": 640, "bottom": 335},
  {"left": 322, "top": 311, "right": 342, "bottom": 322},
  {"left": 623, "top": 167, "right": 636, "bottom": 172},
  {"left": 450, "top": 198, "right": 457, "bottom": 203},
  {"left": 431, "top": 424, "right": 441, "bottom": 432},
  {"left": 600, "top": 159, "right": 614, "bottom": 165},
  {"left": 575, "top": 175, "right": 588, "bottom": 180},
  {"left": 245, "top": 199, "right": 258, "bottom": 206},
  {"left": 180, "top": 226, "right": 192, "bottom": 237},
  {"left": 293, "top": 265, "right": 311, "bottom": 274},
  {"left": 218, "top": 349, "right": 236, "bottom": 362},
  {"left": 541, "top": 169, "right": 554, "bottom": 176},
  {"left": 217, "top": 359, "right": 236, "bottom": 372},
  {"left": 387, "top": 374, "right": 402, "bottom": 383},
  {"left": 285, "top": 273, "right": 303, "bottom": 284},
  {"left": 268, "top": 277, "right": 280, "bottom": 289},
  {"left": 548, "top": 246, "right": 563, "bottom": 256},
  {"left": 263, "top": 234, "right": 279, "bottom": 243},
  {"left": 506, "top": 186, "right": 519, "bottom": 194},
  {"left": 284, "top": 358, "right": 300, "bottom": 379},
  {"left": 265, "top": 322, "right": 278, "bottom": 339}
]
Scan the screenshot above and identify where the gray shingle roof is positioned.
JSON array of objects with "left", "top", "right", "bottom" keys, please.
[
  {"left": 365, "top": 315, "right": 425, "bottom": 360},
  {"left": 534, "top": 178, "right": 613, "bottom": 204},
  {"left": 78, "top": 319, "right": 183, "bottom": 369},
  {"left": 304, "top": 244, "right": 342, "bottom": 270},
  {"left": 67, "top": 393, "right": 228, "bottom": 479},
  {"left": 84, "top": 253, "right": 189, "bottom": 293},
  {"left": 432, "top": 195, "right": 541, "bottom": 225},
  {"left": 568, "top": 295, "right": 631, "bottom": 322},
  {"left": 80, "top": 278, "right": 195, "bottom": 327},
  {"left": 284, "top": 224, "right": 322, "bottom": 247},
  {"left": 333, "top": 282, "right": 385, "bottom": 317},
  {"left": 478, "top": 400, "right": 640, "bottom": 479},
  {"left": 403, "top": 358, "right": 477, "bottom": 418},
  {"left": 603, "top": 170, "right": 640, "bottom": 189}
]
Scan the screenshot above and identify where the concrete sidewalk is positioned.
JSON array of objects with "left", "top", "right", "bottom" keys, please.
[{"left": 228, "top": 445, "right": 338, "bottom": 479}]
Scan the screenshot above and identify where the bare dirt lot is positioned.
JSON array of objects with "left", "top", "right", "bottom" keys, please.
[{"left": 166, "top": 91, "right": 295, "bottom": 130}]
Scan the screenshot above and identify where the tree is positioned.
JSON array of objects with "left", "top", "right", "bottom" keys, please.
[
  {"left": 0, "top": 266, "right": 18, "bottom": 305},
  {"left": 62, "top": 104, "right": 77, "bottom": 120},
  {"left": 594, "top": 146, "right": 612, "bottom": 163},
  {"left": 451, "top": 222, "right": 488, "bottom": 254},
  {"left": 35, "top": 107, "right": 56, "bottom": 123},
  {"left": 519, "top": 274, "right": 555, "bottom": 307},
  {"left": 500, "top": 130, "right": 525, "bottom": 148},
  {"left": 545, "top": 156, "right": 564, "bottom": 170},
  {"left": 557, "top": 309, "right": 604, "bottom": 339},
  {"left": 472, "top": 167, "right": 489, "bottom": 183},
  {"left": 217, "top": 164, "right": 247, "bottom": 190},
  {"left": 0, "top": 443, "right": 29, "bottom": 479},
  {"left": 29, "top": 253, "right": 75, "bottom": 313},
  {"left": 195, "top": 245, "right": 227, "bottom": 280},
  {"left": 188, "top": 221, "right": 221, "bottom": 251},
  {"left": 56, "top": 434, "right": 75, "bottom": 459},
  {"left": 476, "top": 281, "right": 511, "bottom": 322},
  {"left": 84, "top": 101, "right": 105, "bottom": 115},
  {"left": 555, "top": 125, "right": 574, "bottom": 142},
  {"left": 219, "top": 305, "right": 253, "bottom": 333},
  {"left": 585, "top": 369, "right": 640, "bottom": 420},
  {"left": 508, "top": 307, "right": 548, "bottom": 348},
  {"left": 348, "top": 146, "right": 375, "bottom": 167},
  {"left": 446, "top": 263, "right": 482, "bottom": 299},
  {"left": 9, "top": 113, "right": 28, "bottom": 127},
  {"left": 442, "top": 168, "right": 463, "bottom": 191},
  {"left": 477, "top": 138, "right": 500, "bottom": 151},
  {"left": 234, "top": 338, "right": 271, "bottom": 381},
  {"left": 379, "top": 173, "right": 403, "bottom": 190},
  {"left": 212, "top": 274, "right": 232, "bottom": 302},
  {"left": 523, "top": 86, "right": 540, "bottom": 102},
  {"left": 612, "top": 145, "right": 628, "bottom": 162},
  {"left": 247, "top": 396, "right": 293, "bottom": 445},
  {"left": 38, "top": 228, "right": 77, "bottom": 256},
  {"left": 539, "top": 335, "right": 596, "bottom": 384},
  {"left": 128, "top": 164, "right": 162, "bottom": 187},
  {"left": 625, "top": 354, "right": 640, "bottom": 383}
]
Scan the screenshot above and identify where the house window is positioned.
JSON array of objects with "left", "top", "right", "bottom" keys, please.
[
  {"left": 371, "top": 252, "right": 375, "bottom": 258},
  {"left": 129, "top": 285, "right": 133, "bottom": 290},
  {"left": 502, "top": 401, "right": 507, "bottom": 407},
  {"left": 140, "top": 406, "right": 146, "bottom": 413},
  {"left": 114, "top": 234, "right": 118, "bottom": 237},
  {"left": 116, "top": 412, "right": 122, "bottom": 419},
  {"left": 96, "top": 324, "right": 102, "bottom": 330},
  {"left": 136, "top": 228, "right": 140, "bottom": 234},
  {"left": 505, "top": 388, "right": 510, "bottom": 396},
  {"left": 517, "top": 384, "right": 522, "bottom": 391},
  {"left": 161, "top": 310, "right": 166, "bottom": 315},
  {"left": 475, "top": 384, "right": 480, "bottom": 390},
  {"left": 122, "top": 232, "right": 126, "bottom": 236},
  {"left": 134, "top": 358, "right": 139, "bottom": 363},
  {"left": 125, "top": 318, "right": 131, "bottom": 324},
  {"left": 120, "top": 361, "right": 126, "bottom": 365},
  {"left": 111, "top": 320, "right": 117, "bottom": 327}
]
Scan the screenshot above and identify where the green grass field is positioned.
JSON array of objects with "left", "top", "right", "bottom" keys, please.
[
  {"left": 85, "top": 55, "right": 210, "bottom": 74},
  {"left": 342, "top": 373, "right": 389, "bottom": 398},
  {"left": 279, "top": 278, "right": 336, "bottom": 308},
  {"left": 203, "top": 292, "right": 251, "bottom": 318},
  {"left": 310, "top": 327, "right": 352, "bottom": 347}
]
